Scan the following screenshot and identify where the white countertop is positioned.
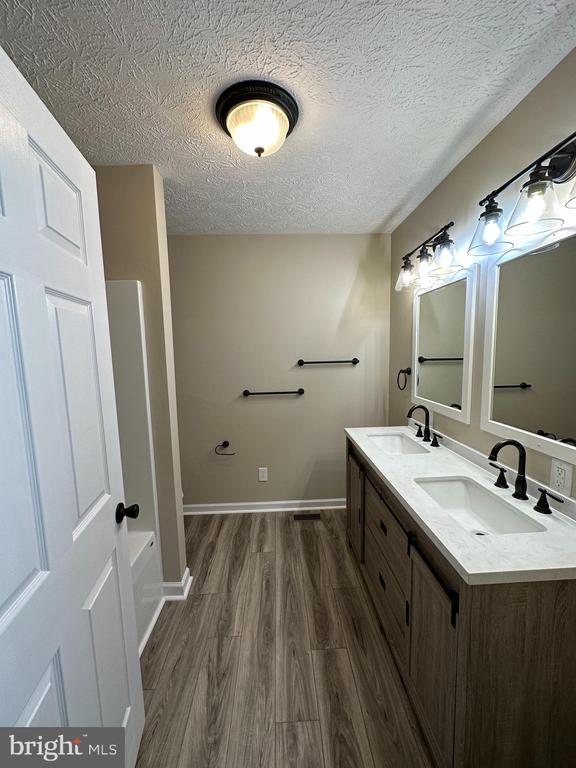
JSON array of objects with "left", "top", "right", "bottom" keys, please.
[{"left": 346, "top": 426, "right": 576, "bottom": 585}]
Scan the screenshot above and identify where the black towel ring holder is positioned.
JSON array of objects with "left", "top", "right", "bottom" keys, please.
[{"left": 396, "top": 367, "right": 412, "bottom": 391}]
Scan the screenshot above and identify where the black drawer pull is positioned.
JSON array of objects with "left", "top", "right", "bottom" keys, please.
[
  {"left": 379, "top": 519, "right": 387, "bottom": 536},
  {"left": 378, "top": 572, "right": 386, "bottom": 591}
]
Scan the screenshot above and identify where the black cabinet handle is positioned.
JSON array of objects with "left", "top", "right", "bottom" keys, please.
[
  {"left": 116, "top": 502, "right": 140, "bottom": 524},
  {"left": 405, "top": 601, "right": 410, "bottom": 626},
  {"left": 378, "top": 572, "right": 386, "bottom": 591},
  {"left": 379, "top": 519, "right": 388, "bottom": 536}
]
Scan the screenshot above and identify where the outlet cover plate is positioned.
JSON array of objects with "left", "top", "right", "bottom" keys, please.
[
  {"left": 550, "top": 459, "right": 573, "bottom": 495},
  {"left": 258, "top": 467, "right": 268, "bottom": 482}
]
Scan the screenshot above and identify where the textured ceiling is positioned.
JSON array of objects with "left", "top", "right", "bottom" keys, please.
[{"left": 1, "top": 1, "right": 575, "bottom": 234}]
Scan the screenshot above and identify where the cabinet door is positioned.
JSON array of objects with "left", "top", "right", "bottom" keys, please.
[
  {"left": 409, "top": 549, "right": 458, "bottom": 768},
  {"left": 347, "top": 454, "right": 363, "bottom": 561}
]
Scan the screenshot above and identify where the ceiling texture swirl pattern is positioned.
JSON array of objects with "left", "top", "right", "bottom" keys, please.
[{"left": 1, "top": 0, "right": 575, "bottom": 233}]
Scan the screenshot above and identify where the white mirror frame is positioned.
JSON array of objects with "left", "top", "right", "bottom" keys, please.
[
  {"left": 481, "top": 247, "right": 576, "bottom": 463},
  {"left": 412, "top": 264, "right": 478, "bottom": 424}
]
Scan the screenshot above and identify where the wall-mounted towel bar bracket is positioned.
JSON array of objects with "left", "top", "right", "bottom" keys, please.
[
  {"left": 297, "top": 358, "right": 359, "bottom": 366},
  {"left": 243, "top": 388, "right": 305, "bottom": 397}
]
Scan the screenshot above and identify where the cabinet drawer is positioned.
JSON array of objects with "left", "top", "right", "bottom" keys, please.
[
  {"left": 363, "top": 527, "right": 409, "bottom": 667},
  {"left": 365, "top": 477, "right": 411, "bottom": 597}
]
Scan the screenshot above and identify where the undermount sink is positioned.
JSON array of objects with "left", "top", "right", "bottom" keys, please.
[
  {"left": 415, "top": 476, "right": 546, "bottom": 536},
  {"left": 367, "top": 432, "right": 430, "bottom": 455}
]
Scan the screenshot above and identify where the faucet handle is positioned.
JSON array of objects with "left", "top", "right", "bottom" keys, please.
[
  {"left": 489, "top": 462, "right": 509, "bottom": 489},
  {"left": 534, "top": 487, "right": 564, "bottom": 515},
  {"left": 415, "top": 424, "right": 423, "bottom": 438},
  {"left": 431, "top": 433, "right": 442, "bottom": 448}
]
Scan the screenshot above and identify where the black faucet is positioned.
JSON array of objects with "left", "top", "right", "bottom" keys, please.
[
  {"left": 407, "top": 404, "right": 431, "bottom": 442},
  {"left": 488, "top": 440, "right": 528, "bottom": 500}
]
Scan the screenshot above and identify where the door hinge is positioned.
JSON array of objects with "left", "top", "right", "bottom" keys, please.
[
  {"left": 405, "top": 600, "right": 410, "bottom": 626},
  {"left": 449, "top": 590, "right": 459, "bottom": 628}
]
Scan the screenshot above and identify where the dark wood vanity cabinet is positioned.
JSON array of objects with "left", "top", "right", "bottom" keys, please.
[
  {"left": 346, "top": 453, "right": 364, "bottom": 562},
  {"left": 346, "top": 440, "right": 576, "bottom": 768}
]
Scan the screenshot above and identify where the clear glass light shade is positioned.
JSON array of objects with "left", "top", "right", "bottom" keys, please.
[
  {"left": 468, "top": 208, "right": 513, "bottom": 257},
  {"left": 566, "top": 178, "right": 576, "bottom": 209},
  {"left": 413, "top": 250, "right": 436, "bottom": 289},
  {"left": 429, "top": 239, "right": 460, "bottom": 276},
  {"left": 226, "top": 99, "right": 289, "bottom": 157},
  {"left": 505, "top": 178, "right": 563, "bottom": 237},
  {"left": 395, "top": 262, "right": 415, "bottom": 291}
]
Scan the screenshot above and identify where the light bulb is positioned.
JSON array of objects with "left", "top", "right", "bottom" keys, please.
[{"left": 482, "top": 217, "right": 501, "bottom": 245}]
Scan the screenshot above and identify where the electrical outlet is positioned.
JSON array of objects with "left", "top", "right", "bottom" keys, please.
[
  {"left": 550, "top": 459, "right": 573, "bottom": 495},
  {"left": 258, "top": 467, "right": 268, "bottom": 482}
]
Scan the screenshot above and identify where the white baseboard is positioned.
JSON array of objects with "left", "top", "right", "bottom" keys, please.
[
  {"left": 163, "top": 567, "right": 193, "bottom": 601},
  {"left": 138, "top": 597, "right": 165, "bottom": 657},
  {"left": 183, "top": 497, "right": 346, "bottom": 516}
]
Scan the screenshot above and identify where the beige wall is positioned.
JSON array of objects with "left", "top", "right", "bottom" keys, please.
[
  {"left": 389, "top": 49, "right": 576, "bottom": 489},
  {"left": 170, "top": 234, "right": 390, "bottom": 505},
  {"left": 95, "top": 165, "right": 187, "bottom": 581}
]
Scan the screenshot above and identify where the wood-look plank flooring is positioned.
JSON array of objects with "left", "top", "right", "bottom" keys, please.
[{"left": 137, "top": 510, "right": 434, "bottom": 768}]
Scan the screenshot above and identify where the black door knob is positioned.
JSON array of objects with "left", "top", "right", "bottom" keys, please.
[{"left": 115, "top": 502, "right": 140, "bottom": 524}]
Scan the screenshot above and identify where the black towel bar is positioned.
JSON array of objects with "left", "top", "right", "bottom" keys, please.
[
  {"left": 418, "top": 356, "right": 464, "bottom": 363},
  {"left": 243, "top": 388, "right": 304, "bottom": 397},
  {"left": 494, "top": 382, "right": 532, "bottom": 390},
  {"left": 297, "top": 358, "right": 359, "bottom": 366}
]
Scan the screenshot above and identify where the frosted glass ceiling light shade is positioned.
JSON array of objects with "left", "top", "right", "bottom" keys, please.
[
  {"left": 216, "top": 80, "right": 299, "bottom": 158},
  {"left": 226, "top": 100, "right": 289, "bottom": 157},
  {"left": 395, "top": 255, "right": 415, "bottom": 291},
  {"left": 505, "top": 166, "right": 563, "bottom": 237},
  {"left": 468, "top": 199, "right": 514, "bottom": 257},
  {"left": 429, "top": 231, "right": 460, "bottom": 276}
]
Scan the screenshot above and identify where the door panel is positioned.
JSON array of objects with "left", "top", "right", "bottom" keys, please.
[
  {"left": 16, "top": 656, "right": 67, "bottom": 727},
  {"left": 0, "top": 48, "right": 144, "bottom": 766},
  {"left": 0, "top": 273, "right": 47, "bottom": 610},
  {"left": 409, "top": 548, "right": 458, "bottom": 768},
  {"left": 83, "top": 554, "right": 131, "bottom": 727},
  {"left": 45, "top": 291, "right": 110, "bottom": 524},
  {"left": 30, "top": 143, "right": 86, "bottom": 262}
]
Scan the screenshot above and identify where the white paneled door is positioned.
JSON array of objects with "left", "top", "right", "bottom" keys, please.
[{"left": 0, "top": 48, "right": 144, "bottom": 765}]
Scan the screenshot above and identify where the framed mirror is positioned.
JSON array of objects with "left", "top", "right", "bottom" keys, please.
[
  {"left": 482, "top": 232, "right": 576, "bottom": 461},
  {"left": 412, "top": 265, "right": 478, "bottom": 423}
]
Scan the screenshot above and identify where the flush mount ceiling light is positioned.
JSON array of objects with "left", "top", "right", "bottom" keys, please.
[
  {"left": 215, "top": 80, "right": 299, "bottom": 158},
  {"left": 471, "top": 130, "right": 576, "bottom": 253}
]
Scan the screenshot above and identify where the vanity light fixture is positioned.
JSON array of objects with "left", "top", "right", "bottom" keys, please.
[
  {"left": 215, "top": 80, "right": 299, "bottom": 158},
  {"left": 394, "top": 222, "right": 454, "bottom": 291},
  {"left": 429, "top": 229, "right": 461, "bottom": 276},
  {"left": 468, "top": 198, "right": 514, "bottom": 258},
  {"left": 505, "top": 165, "right": 564, "bottom": 237},
  {"left": 395, "top": 254, "right": 415, "bottom": 291},
  {"left": 471, "top": 130, "right": 576, "bottom": 252}
]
